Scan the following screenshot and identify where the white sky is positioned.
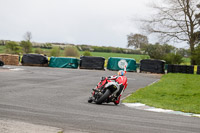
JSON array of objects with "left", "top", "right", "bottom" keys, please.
[{"left": 0, "top": 0, "right": 187, "bottom": 48}]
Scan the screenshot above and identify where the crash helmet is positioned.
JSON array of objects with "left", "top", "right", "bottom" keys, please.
[{"left": 118, "top": 70, "right": 125, "bottom": 76}]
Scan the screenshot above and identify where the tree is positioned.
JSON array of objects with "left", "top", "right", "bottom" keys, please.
[
  {"left": 127, "top": 33, "right": 148, "bottom": 49},
  {"left": 20, "top": 41, "right": 32, "bottom": 53},
  {"left": 195, "top": 4, "right": 200, "bottom": 42},
  {"left": 176, "top": 48, "right": 189, "bottom": 57},
  {"left": 196, "top": 4, "right": 200, "bottom": 24},
  {"left": 45, "top": 43, "right": 52, "bottom": 49},
  {"left": 142, "top": 0, "right": 199, "bottom": 65},
  {"left": 191, "top": 44, "right": 200, "bottom": 65},
  {"left": 144, "top": 43, "right": 183, "bottom": 64},
  {"left": 5, "top": 41, "right": 22, "bottom": 54},
  {"left": 144, "top": 43, "right": 166, "bottom": 59},
  {"left": 50, "top": 46, "right": 60, "bottom": 57},
  {"left": 24, "top": 31, "right": 32, "bottom": 41},
  {"left": 64, "top": 46, "right": 80, "bottom": 57},
  {"left": 162, "top": 44, "right": 176, "bottom": 54}
]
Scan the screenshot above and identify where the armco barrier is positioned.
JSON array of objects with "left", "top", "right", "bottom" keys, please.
[
  {"left": 49, "top": 57, "right": 79, "bottom": 68},
  {"left": 167, "top": 65, "right": 194, "bottom": 74},
  {"left": 197, "top": 66, "right": 200, "bottom": 74},
  {"left": 140, "top": 59, "right": 165, "bottom": 74},
  {"left": 22, "top": 54, "right": 48, "bottom": 67},
  {"left": 80, "top": 56, "right": 105, "bottom": 70},
  {"left": 107, "top": 57, "right": 136, "bottom": 71}
]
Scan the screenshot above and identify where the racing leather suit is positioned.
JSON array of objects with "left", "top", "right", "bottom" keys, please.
[{"left": 107, "top": 75, "right": 127, "bottom": 98}]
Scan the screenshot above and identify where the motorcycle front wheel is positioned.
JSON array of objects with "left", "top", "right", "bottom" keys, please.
[
  {"left": 96, "top": 89, "right": 111, "bottom": 104},
  {"left": 88, "top": 97, "right": 93, "bottom": 103}
]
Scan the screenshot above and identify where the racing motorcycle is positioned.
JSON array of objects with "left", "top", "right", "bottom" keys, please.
[{"left": 88, "top": 67, "right": 128, "bottom": 105}]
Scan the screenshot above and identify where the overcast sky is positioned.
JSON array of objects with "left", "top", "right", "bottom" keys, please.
[{"left": 0, "top": 0, "right": 187, "bottom": 48}]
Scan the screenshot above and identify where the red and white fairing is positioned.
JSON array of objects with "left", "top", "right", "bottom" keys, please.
[{"left": 91, "top": 65, "right": 128, "bottom": 105}]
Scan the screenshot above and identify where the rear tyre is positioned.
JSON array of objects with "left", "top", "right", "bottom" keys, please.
[
  {"left": 114, "top": 96, "right": 121, "bottom": 105},
  {"left": 96, "top": 89, "right": 111, "bottom": 104},
  {"left": 114, "top": 102, "right": 119, "bottom": 105}
]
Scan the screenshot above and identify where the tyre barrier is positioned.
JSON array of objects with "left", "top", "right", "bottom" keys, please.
[
  {"left": 107, "top": 57, "right": 137, "bottom": 72},
  {"left": 2, "top": 53, "right": 198, "bottom": 75},
  {"left": 140, "top": 59, "right": 165, "bottom": 74},
  {"left": 21, "top": 54, "right": 48, "bottom": 67},
  {"left": 0, "top": 60, "right": 4, "bottom": 66},
  {"left": 80, "top": 56, "right": 105, "bottom": 70},
  {"left": 0, "top": 54, "right": 19, "bottom": 65},
  {"left": 167, "top": 65, "right": 194, "bottom": 74},
  {"left": 197, "top": 66, "right": 200, "bottom": 74},
  {"left": 49, "top": 57, "right": 79, "bottom": 69}
]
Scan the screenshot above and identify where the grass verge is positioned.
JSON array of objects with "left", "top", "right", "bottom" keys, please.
[{"left": 123, "top": 73, "right": 200, "bottom": 114}]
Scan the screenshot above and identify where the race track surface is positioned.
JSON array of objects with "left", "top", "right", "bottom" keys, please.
[{"left": 0, "top": 66, "right": 200, "bottom": 133}]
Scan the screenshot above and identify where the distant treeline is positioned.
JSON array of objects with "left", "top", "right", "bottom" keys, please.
[{"left": 77, "top": 45, "right": 142, "bottom": 55}]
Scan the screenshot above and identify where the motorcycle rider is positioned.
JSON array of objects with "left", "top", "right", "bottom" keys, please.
[
  {"left": 88, "top": 66, "right": 128, "bottom": 105},
  {"left": 107, "top": 70, "right": 127, "bottom": 104}
]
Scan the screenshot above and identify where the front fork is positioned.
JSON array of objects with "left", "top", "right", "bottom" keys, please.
[{"left": 89, "top": 88, "right": 103, "bottom": 102}]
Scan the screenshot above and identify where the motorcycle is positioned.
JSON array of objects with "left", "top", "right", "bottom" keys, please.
[{"left": 88, "top": 67, "right": 128, "bottom": 105}]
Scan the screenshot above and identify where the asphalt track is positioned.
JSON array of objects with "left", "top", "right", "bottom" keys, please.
[{"left": 0, "top": 66, "right": 200, "bottom": 133}]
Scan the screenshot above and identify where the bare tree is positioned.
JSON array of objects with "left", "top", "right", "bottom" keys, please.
[
  {"left": 195, "top": 4, "right": 200, "bottom": 24},
  {"left": 127, "top": 33, "right": 148, "bottom": 49},
  {"left": 24, "top": 31, "right": 32, "bottom": 41},
  {"left": 142, "top": 0, "right": 199, "bottom": 65}
]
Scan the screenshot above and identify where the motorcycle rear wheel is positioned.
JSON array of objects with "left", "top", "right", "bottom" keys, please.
[{"left": 96, "top": 89, "right": 111, "bottom": 104}]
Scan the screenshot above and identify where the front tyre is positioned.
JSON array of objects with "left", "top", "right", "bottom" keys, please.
[
  {"left": 96, "top": 89, "right": 111, "bottom": 104},
  {"left": 88, "top": 97, "right": 93, "bottom": 103}
]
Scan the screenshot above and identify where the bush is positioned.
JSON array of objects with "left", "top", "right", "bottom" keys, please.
[
  {"left": 20, "top": 41, "right": 32, "bottom": 53},
  {"left": 83, "top": 51, "right": 92, "bottom": 56},
  {"left": 50, "top": 46, "right": 60, "bottom": 57},
  {"left": 35, "top": 48, "right": 44, "bottom": 54},
  {"left": 164, "top": 53, "right": 183, "bottom": 64},
  {"left": 64, "top": 46, "right": 80, "bottom": 57},
  {"left": 5, "top": 41, "right": 22, "bottom": 54}
]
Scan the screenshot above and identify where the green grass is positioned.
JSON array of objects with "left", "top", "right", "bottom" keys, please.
[
  {"left": 182, "top": 57, "right": 191, "bottom": 65},
  {"left": 0, "top": 45, "right": 6, "bottom": 53},
  {"left": 123, "top": 73, "right": 200, "bottom": 114}
]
